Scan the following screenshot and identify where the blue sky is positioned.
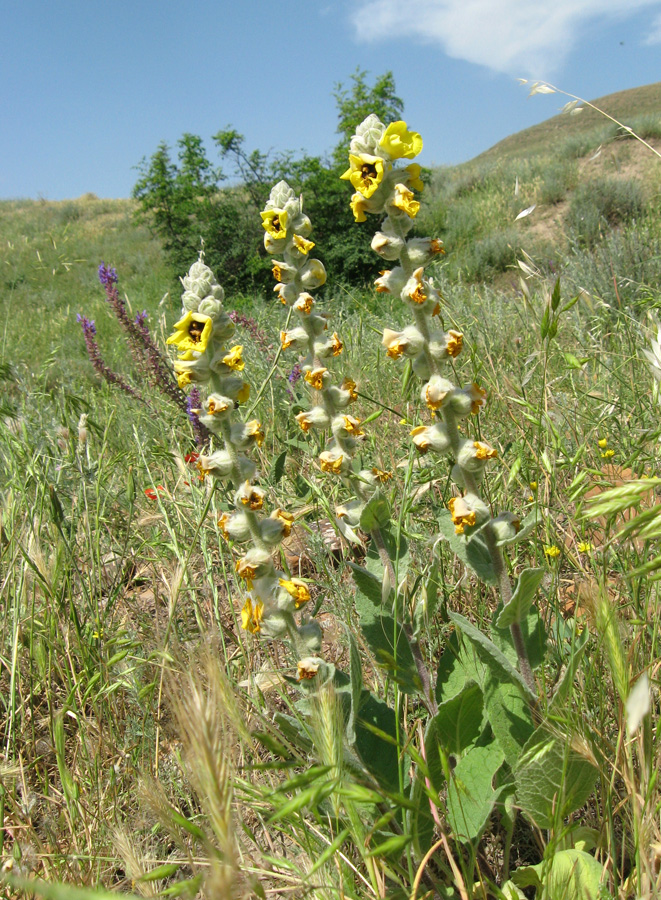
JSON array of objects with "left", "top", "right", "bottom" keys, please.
[{"left": 2, "top": 0, "right": 661, "bottom": 200}]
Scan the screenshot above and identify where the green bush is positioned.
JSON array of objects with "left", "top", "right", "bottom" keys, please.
[{"left": 566, "top": 177, "right": 645, "bottom": 246}]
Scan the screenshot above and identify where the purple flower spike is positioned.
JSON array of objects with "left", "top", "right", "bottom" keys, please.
[
  {"left": 77, "top": 313, "right": 96, "bottom": 335},
  {"left": 288, "top": 363, "right": 302, "bottom": 385},
  {"left": 134, "top": 310, "right": 148, "bottom": 326},
  {"left": 98, "top": 262, "right": 118, "bottom": 286}
]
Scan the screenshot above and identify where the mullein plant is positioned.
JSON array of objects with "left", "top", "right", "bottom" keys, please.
[
  {"left": 260, "top": 181, "right": 398, "bottom": 577},
  {"left": 344, "top": 115, "right": 536, "bottom": 691},
  {"left": 167, "top": 254, "right": 323, "bottom": 672}
]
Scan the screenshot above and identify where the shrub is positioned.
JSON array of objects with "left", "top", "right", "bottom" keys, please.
[{"left": 566, "top": 177, "right": 645, "bottom": 246}]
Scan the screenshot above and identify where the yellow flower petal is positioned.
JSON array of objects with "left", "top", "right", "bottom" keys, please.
[{"left": 379, "top": 121, "right": 423, "bottom": 160}]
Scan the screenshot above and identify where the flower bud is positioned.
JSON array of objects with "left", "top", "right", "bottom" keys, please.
[
  {"left": 410, "top": 422, "right": 451, "bottom": 454},
  {"left": 336, "top": 499, "right": 364, "bottom": 526},
  {"left": 382, "top": 325, "right": 424, "bottom": 359},
  {"left": 314, "top": 332, "right": 343, "bottom": 358},
  {"left": 295, "top": 406, "right": 330, "bottom": 433},
  {"left": 422, "top": 376, "right": 455, "bottom": 411},
  {"left": 319, "top": 448, "right": 349, "bottom": 475},
  {"left": 271, "top": 260, "right": 297, "bottom": 284},
  {"left": 371, "top": 231, "right": 405, "bottom": 260},
  {"left": 375, "top": 267, "right": 407, "bottom": 295},
  {"left": 297, "top": 623, "right": 324, "bottom": 653},
  {"left": 457, "top": 439, "right": 498, "bottom": 473},
  {"left": 300, "top": 259, "right": 327, "bottom": 290},
  {"left": 331, "top": 414, "right": 364, "bottom": 442},
  {"left": 405, "top": 237, "right": 445, "bottom": 267},
  {"left": 350, "top": 114, "right": 387, "bottom": 156},
  {"left": 273, "top": 282, "right": 298, "bottom": 305},
  {"left": 219, "top": 511, "right": 251, "bottom": 542},
  {"left": 197, "top": 450, "right": 234, "bottom": 479},
  {"left": 234, "top": 481, "right": 265, "bottom": 510},
  {"left": 490, "top": 512, "right": 522, "bottom": 543},
  {"left": 280, "top": 327, "right": 309, "bottom": 351},
  {"left": 230, "top": 420, "right": 265, "bottom": 450}
]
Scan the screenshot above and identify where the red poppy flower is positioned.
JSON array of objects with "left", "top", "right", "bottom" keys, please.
[
  {"left": 144, "top": 485, "right": 165, "bottom": 500},
  {"left": 184, "top": 452, "right": 199, "bottom": 465}
]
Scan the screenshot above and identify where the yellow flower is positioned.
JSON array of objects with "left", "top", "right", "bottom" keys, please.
[
  {"left": 294, "top": 293, "right": 314, "bottom": 314},
  {"left": 279, "top": 577, "right": 311, "bottom": 608},
  {"left": 177, "top": 371, "right": 192, "bottom": 389},
  {"left": 260, "top": 208, "right": 288, "bottom": 239},
  {"left": 341, "top": 415, "right": 363, "bottom": 435},
  {"left": 379, "top": 121, "right": 423, "bottom": 160},
  {"left": 474, "top": 441, "right": 498, "bottom": 460},
  {"left": 430, "top": 239, "right": 445, "bottom": 255},
  {"left": 544, "top": 545, "right": 561, "bottom": 559},
  {"left": 341, "top": 378, "right": 358, "bottom": 401},
  {"left": 405, "top": 163, "right": 424, "bottom": 191},
  {"left": 341, "top": 153, "right": 386, "bottom": 198},
  {"left": 207, "top": 396, "right": 232, "bottom": 415},
  {"left": 305, "top": 367, "right": 328, "bottom": 391},
  {"left": 245, "top": 419, "right": 265, "bottom": 447},
  {"left": 319, "top": 451, "right": 344, "bottom": 474},
  {"left": 270, "top": 508, "right": 294, "bottom": 538},
  {"left": 295, "top": 411, "right": 314, "bottom": 433},
  {"left": 529, "top": 481, "right": 538, "bottom": 491},
  {"left": 372, "top": 467, "right": 393, "bottom": 482},
  {"left": 293, "top": 234, "right": 315, "bottom": 254},
  {"left": 330, "top": 332, "right": 343, "bottom": 356},
  {"left": 167, "top": 311, "right": 213, "bottom": 355},
  {"left": 448, "top": 496, "right": 476, "bottom": 535},
  {"left": 601, "top": 449, "right": 615, "bottom": 459},
  {"left": 237, "top": 382, "right": 250, "bottom": 404},
  {"left": 239, "top": 482, "right": 265, "bottom": 510},
  {"left": 598, "top": 438, "right": 608, "bottom": 448},
  {"left": 241, "top": 597, "right": 264, "bottom": 633},
  {"left": 235, "top": 558, "right": 258, "bottom": 587},
  {"left": 445, "top": 330, "right": 463, "bottom": 358},
  {"left": 578, "top": 541, "right": 593, "bottom": 553},
  {"left": 218, "top": 512, "right": 231, "bottom": 540},
  {"left": 281, "top": 330, "right": 294, "bottom": 350},
  {"left": 468, "top": 383, "right": 487, "bottom": 414},
  {"left": 350, "top": 192, "right": 368, "bottom": 222},
  {"left": 222, "top": 345, "right": 245, "bottom": 371},
  {"left": 392, "top": 184, "right": 420, "bottom": 218},
  {"left": 297, "top": 659, "right": 320, "bottom": 681},
  {"left": 410, "top": 425, "right": 431, "bottom": 453}
]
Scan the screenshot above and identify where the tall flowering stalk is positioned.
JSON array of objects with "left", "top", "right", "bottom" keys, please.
[
  {"left": 343, "top": 116, "right": 535, "bottom": 691},
  {"left": 167, "top": 256, "right": 323, "bottom": 667},
  {"left": 76, "top": 314, "right": 143, "bottom": 400},
  {"left": 262, "top": 183, "right": 392, "bottom": 531}
]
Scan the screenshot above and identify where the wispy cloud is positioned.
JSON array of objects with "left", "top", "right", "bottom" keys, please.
[{"left": 350, "top": 0, "right": 661, "bottom": 77}]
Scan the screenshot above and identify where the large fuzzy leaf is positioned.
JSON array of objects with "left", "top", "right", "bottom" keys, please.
[{"left": 446, "top": 742, "right": 505, "bottom": 842}]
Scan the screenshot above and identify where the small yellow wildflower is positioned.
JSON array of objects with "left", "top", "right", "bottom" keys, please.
[
  {"left": 167, "top": 311, "right": 213, "bottom": 355},
  {"left": 241, "top": 597, "right": 264, "bottom": 634},
  {"left": 448, "top": 497, "right": 477, "bottom": 535},
  {"left": 392, "top": 184, "right": 420, "bottom": 218},
  {"left": 260, "top": 208, "right": 288, "bottom": 239},
  {"left": 474, "top": 441, "right": 498, "bottom": 460},
  {"left": 372, "top": 467, "right": 393, "bottom": 482},
  {"left": 529, "top": 481, "right": 538, "bottom": 491},
  {"left": 279, "top": 577, "right": 311, "bottom": 608},
  {"left": 222, "top": 345, "right": 245, "bottom": 371},
  {"left": 245, "top": 420, "right": 265, "bottom": 447},
  {"left": 544, "top": 545, "right": 561, "bottom": 559},
  {"left": 297, "top": 659, "right": 320, "bottom": 681},
  {"left": 601, "top": 449, "right": 615, "bottom": 459},
  {"left": 379, "top": 121, "right": 423, "bottom": 160},
  {"left": 341, "top": 415, "right": 363, "bottom": 435},
  {"left": 330, "top": 332, "right": 343, "bottom": 356},
  {"left": 350, "top": 192, "right": 368, "bottom": 222},
  {"left": 305, "top": 367, "right": 328, "bottom": 391},
  {"left": 578, "top": 541, "right": 593, "bottom": 553},
  {"left": 270, "top": 508, "right": 294, "bottom": 538},
  {"left": 293, "top": 234, "right": 315, "bottom": 254},
  {"left": 341, "top": 378, "right": 358, "bottom": 401},
  {"left": 598, "top": 438, "right": 608, "bottom": 449},
  {"left": 341, "top": 153, "right": 386, "bottom": 198},
  {"left": 319, "top": 451, "right": 344, "bottom": 474},
  {"left": 445, "top": 330, "right": 463, "bottom": 358}
]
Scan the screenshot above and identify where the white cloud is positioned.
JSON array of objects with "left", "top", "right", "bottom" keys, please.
[
  {"left": 644, "top": 11, "right": 661, "bottom": 42},
  {"left": 350, "top": 0, "right": 661, "bottom": 77}
]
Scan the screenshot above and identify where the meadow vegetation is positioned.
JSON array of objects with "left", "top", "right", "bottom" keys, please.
[{"left": 1, "top": 80, "right": 661, "bottom": 899}]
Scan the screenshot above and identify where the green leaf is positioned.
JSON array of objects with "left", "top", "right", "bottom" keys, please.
[
  {"left": 550, "top": 276, "right": 561, "bottom": 311},
  {"left": 514, "top": 728, "right": 598, "bottom": 829},
  {"left": 563, "top": 352, "right": 590, "bottom": 369},
  {"left": 484, "top": 679, "right": 535, "bottom": 767},
  {"left": 491, "top": 602, "right": 547, "bottom": 672},
  {"left": 549, "top": 628, "right": 589, "bottom": 711},
  {"left": 561, "top": 293, "right": 581, "bottom": 313},
  {"left": 413, "top": 561, "right": 442, "bottom": 636},
  {"left": 347, "top": 629, "right": 363, "bottom": 744},
  {"left": 308, "top": 829, "right": 350, "bottom": 875},
  {"left": 540, "top": 305, "right": 550, "bottom": 339},
  {"left": 365, "top": 832, "right": 412, "bottom": 858},
  {"left": 360, "top": 489, "right": 391, "bottom": 532},
  {"left": 355, "top": 691, "right": 400, "bottom": 793},
  {"left": 449, "top": 612, "right": 536, "bottom": 701},
  {"left": 137, "top": 863, "right": 180, "bottom": 882},
  {"left": 511, "top": 849, "right": 604, "bottom": 899},
  {"left": 436, "top": 629, "right": 487, "bottom": 705},
  {"left": 271, "top": 449, "right": 287, "bottom": 484},
  {"left": 437, "top": 510, "right": 497, "bottom": 585},
  {"left": 496, "top": 568, "right": 544, "bottom": 628},
  {"left": 446, "top": 742, "right": 504, "bottom": 842},
  {"left": 428, "top": 682, "right": 483, "bottom": 757}
]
